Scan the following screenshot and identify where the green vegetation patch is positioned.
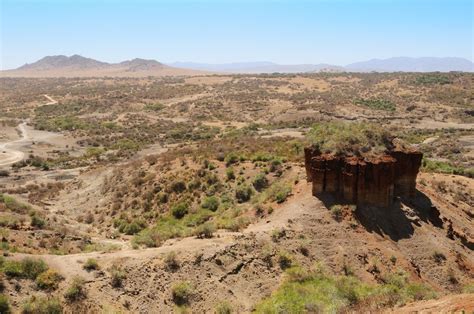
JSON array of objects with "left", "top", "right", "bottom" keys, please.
[
  {"left": 415, "top": 74, "right": 451, "bottom": 85},
  {"left": 2, "top": 258, "right": 48, "bottom": 280},
  {"left": 354, "top": 98, "right": 396, "bottom": 111},
  {"left": 0, "top": 194, "right": 31, "bottom": 214},
  {"left": 307, "top": 122, "right": 391, "bottom": 156},
  {"left": 422, "top": 158, "right": 474, "bottom": 178},
  {"left": 255, "top": 266, "right": 436, "bottom": 313}
]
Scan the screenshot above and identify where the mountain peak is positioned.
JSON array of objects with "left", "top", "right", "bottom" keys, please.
[{"left": 19, "top": 55, "right": 108, "bottom": 71}]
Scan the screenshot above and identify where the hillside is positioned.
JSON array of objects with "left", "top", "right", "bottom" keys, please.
[
  {"left": 0, "top": 73, "right": 472, "bottom": 312},
  {"left": 1, "top": 55, "right": 208, "bottom": 77}
]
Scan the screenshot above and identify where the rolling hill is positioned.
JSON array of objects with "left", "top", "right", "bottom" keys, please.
[{"left": 1, "top": 55, "right": 208, "bottom": 77}]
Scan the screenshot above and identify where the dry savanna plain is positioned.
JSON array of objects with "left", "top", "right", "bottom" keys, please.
[{"left": 0, "top": 72, "right": 473, "bottom": 313}]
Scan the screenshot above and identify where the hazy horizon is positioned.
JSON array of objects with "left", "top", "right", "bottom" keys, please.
[{"left": 1, "top": 0, "right": 473, "bottom": 70}]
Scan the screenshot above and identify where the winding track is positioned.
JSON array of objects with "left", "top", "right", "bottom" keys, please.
[
  {"left": 0, "top": 95, "right": 57, "bottom": 168},
  {"left": 0, "top": 121, "right": 29, "bottom": 167}
]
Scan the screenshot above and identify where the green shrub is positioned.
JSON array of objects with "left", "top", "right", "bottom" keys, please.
[
  {"left": 307, "top": 122, "right": 391, "bottom": 155},
  {"left": 110, "top": 266, "right": 126, "bottom": 288},
  {"left": 64, "top": 277, "right": 86, "bottom": 302},
  {"left": 201, "top": 196, "right": 219, "bottom": 212},
  {"left": 2, "top": 260, "right": 23, "bottom": 278},
  {"left": 271, "top": 228, "right": 286, "bottom": 242},
  {"left": 171, "top": 203, "right": 189, "bottom": 219},
  {"left": 235, "top": 184, "right": 253, "bottom": 203},
  {"left": 0, "top": 194, "right": 31, "bottom": 213},
  {"left": 266, "top": 182, "right": 292, "bottom": 203},
  {"left": 226, "top": 168, "right": 235, "bottom": 181},
  {"left": 145, "top": 103, "right": 165, "bottom": 111},
  {"left": 83, "top": 258, "right": 99, "bottom": 271},
  {"left": 254, "top": 267, "right": 435, "bottom": 313},
  {"left": 415, "top": 74, "right": 451, "bottom": 85},
  {"left": 35, "top": 269, "right": 63, "bottom": 290},
  {"left": 354, "top": 98, "right": 396, "bottom": 111},
  {"left": 22, "top": 296, "right": 62, "bottom": 314},
  {"left": 3, "top": 258, "right": 48, "bottom": 280},
  {"left": 432, "top": 251, "right": 446, "bottom": 264},
  {"left": 330, "top": 205, "right": 343, "bottom": 221},
  {"left": 224, "top": 153, "right": 239, "bottom": 166},
  {"left": 252, "top": 173, "right": 269, "bottom": 192},
  {"left": 278, "top": 251, "right": 293, "bottom": 270},
  {"left": 215, "top": 301, "right": 232, "bottom": 314},
  {"left": 30, "top": 214, "right": 46, "bottom": 229},
  {"left": 113, "top": 218, "right": 146, "bottom": 235},
  {"left": 422, "top": 158, "right": 471, "bottom": 177},
  {"left": 0, "top": 294, "right": 10, "bottom": 314},
  {"left": 462, "top": 283, "right": 474, "bottom": 293},
  {"left": 164, "top": 252, "right": 180, "bottom": 271},
  {"left": 172, "top": 281, "right": 193, "bottom": 305},
  {"left": 171, "top": 181, "right": 187, "bottom": 193},
  {"left": 194, "top": 222, "right": 215, "bottom": 239}
]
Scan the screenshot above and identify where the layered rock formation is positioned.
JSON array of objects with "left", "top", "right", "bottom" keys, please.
[{"left": 304, "top": 145, "right": 422, "bottom": 208}]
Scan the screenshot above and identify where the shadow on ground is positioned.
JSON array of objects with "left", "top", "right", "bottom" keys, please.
[{"left": 316, "top": 189, "right": 444, "bottom": 242}]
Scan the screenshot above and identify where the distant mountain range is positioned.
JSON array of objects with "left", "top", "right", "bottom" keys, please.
[
  {"left": 169, "top": 62, "right": 344, "bottom": 73},
  {"left": 345, "top": 57, "right": 474, "bottom": 72},
  {"left": 1, "top": 55, "right": 472, "bottom": 77},
  {"left": 170, "top": 57, "right": 474, "bottom": 73},
  {"left": 1, "top": 55, "right": 206, "bottom": 77}
]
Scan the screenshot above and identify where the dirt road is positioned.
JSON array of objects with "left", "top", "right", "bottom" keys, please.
[
  {"left": 0, "top": 121, "right": 29, "bottom": 167},
  {"left": 0, "top": 95, "right": 59, "bottom": 168}
]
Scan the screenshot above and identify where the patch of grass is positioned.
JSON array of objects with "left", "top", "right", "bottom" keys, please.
[
  {"left": 215, "top": 301, "right": 233, "bottom": 314},
  {"left": 30, "top": 213, "right": 46, "bottom": 229},
  {"left": 225, "top": 168, "right": 235, "bottom": 181},
  {"left": 22, "top": 296, "right": 62, "bottom": 314},
  {"left": 462, "top": 283, "right": 474, "bottom": 293},
  {"left": 415, "top": 74, "right": 451, "bottom": 85},
  {"left": 172, "top": 281, "right": 194, "bottom": 305},
  {"left": 194, "top": 222, "right": 216, "bottom": 239},
  {"left": 164, "top": 252, "right": 180, "bottom": 271},
  {"left": 432, "top": 251, "right": 446, "bottom": 264},
  {"left": 113, "top": 218, "right": 147, "bottom": 235},
  {"left": 278, "top": 251, "right": 293, "bottom": 270},
  {"left": 307, "top": 121, "right": 391, "bottom": 156},
  {"left": 252, "top": 173, "right": 269, "bottom": 192},
  {"left": 0, "top": 294, "right": 10, "bottom": 314},
  {"left": 330, "top": 205, "right": 343, "bottom": 222},
  {"left": 0, "top": 194, "right": 31, "bottom": 214},
  {"left": 144, "top": 103, "right": 165, "bottom": 111},
  {"left": 224, "top": 153, "right": 240, "bottom": 166},
  {"left": 64, "top": 276, "right": 86, "bottom": 302},
  {"left": 254, "top": 267, "right": 436, "bottom": 313},
  {"left": 235, "top": 184, "right": 254, "bottom": 203},
  {"left": 2, "top": 258, "right": 48, "bottom": 280},
  {"left": 35, "top": 269, "right": 63, "bottom": 290},
  {"left": 110, "top": 266, "right": 126, "bottom": 288},
  {"left": 422, "top": 158, "right": 472, "bottom": 177},
  {"left": 264, "top": 182, "right": 292, "bottom": 203},
  {"left": 83, "top": 258, "right": 99, "bottom": 271},
  {"left": 354, "top": 98, "right": 396, "bottom": 111},
  {"left": 83, "top": 242, "right": 120, "bottom": 253},
  {"left": 201, "top": 196, "right": 219, "bottom": 212}
]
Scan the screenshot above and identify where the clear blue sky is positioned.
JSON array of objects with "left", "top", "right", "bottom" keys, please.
[{"left": 1, "top": 0, "right": 472, "bottom": 69}]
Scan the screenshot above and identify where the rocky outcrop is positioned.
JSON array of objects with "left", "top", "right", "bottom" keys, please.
[{"left": 304, "top": 145, "right": 423, "bottom": 208}]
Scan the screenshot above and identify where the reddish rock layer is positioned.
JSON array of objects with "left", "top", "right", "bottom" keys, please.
[{"left": 304, "top": 147, "right": 422, "bottom": 208}]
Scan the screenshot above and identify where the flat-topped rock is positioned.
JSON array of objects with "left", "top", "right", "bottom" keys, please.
[{"left": 304, "top": 143, "right": 423, "bottom": 208}]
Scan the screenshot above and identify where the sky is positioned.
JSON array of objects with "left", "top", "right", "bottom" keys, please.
[{"left": 0, "top": 0, "right": 472, "bottom": 70}]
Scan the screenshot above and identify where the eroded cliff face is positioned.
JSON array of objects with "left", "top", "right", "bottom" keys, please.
[{"left": 304, "top": 145, "right": 422, "bottom": 208}]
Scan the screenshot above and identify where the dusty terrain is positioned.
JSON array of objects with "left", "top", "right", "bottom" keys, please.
[{"left": 0, "top": 72, "right": 472, "bottom": 312}]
